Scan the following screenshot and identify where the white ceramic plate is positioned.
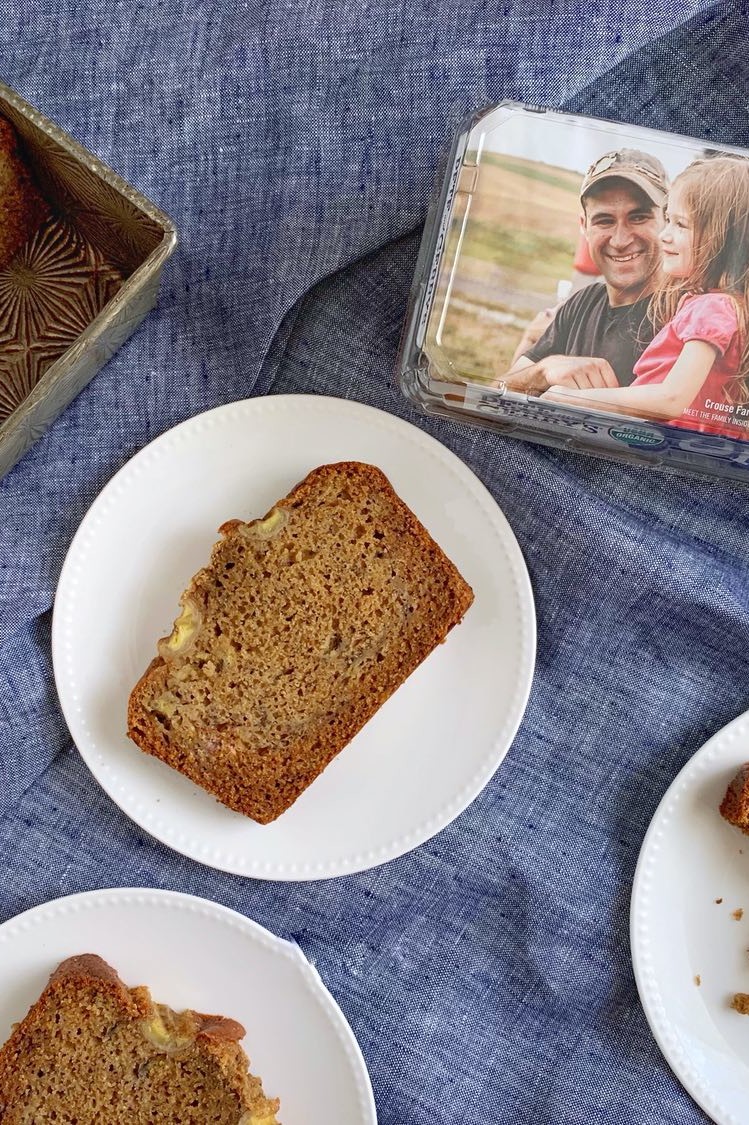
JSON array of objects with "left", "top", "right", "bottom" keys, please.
[
  {"left": 53, "top": 394, "right": 535, "bottom": 879},
  {"left": 631, "top": 710, "right": 749, "bottom": 1125},
  {"left": 0, "top": 887, "right": 376, "bottom": 1124}
]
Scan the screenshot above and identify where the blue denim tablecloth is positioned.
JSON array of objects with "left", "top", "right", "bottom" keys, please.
[{"left": 1, "top": 2, "right": 747, "bottom": 1122}]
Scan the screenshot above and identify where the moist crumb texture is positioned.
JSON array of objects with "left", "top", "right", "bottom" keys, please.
[
  {"left": 720, "top": 764, "right": 749, "bottom": 834},
  {"left": 128, "top": 461, "right": 474, "bottom": 823},
  {"left": 0, "top": 954, "right": 280, "bottom": 1124}
]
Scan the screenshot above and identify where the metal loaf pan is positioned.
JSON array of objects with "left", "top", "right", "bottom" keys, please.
[{"left": 0, "top": 80, "right": 177, "bottom": 480}]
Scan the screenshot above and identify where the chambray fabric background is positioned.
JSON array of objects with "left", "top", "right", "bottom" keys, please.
[{"left": 1, "top": 2, "right": 748, "bottom": 1122}]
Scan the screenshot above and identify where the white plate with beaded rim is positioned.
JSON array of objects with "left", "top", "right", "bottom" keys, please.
[
  {"left": 631, "top": 709, "right": 749, "bottom": 1125},
  {"left": 0, "top": 887, "right": 376, "bottom": 1124},
  {"left": 52, "top": 394, "right": 536, "bottom": 879}
]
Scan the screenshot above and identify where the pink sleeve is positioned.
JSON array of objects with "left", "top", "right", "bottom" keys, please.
[{"left": 672, "top": 294, "right": 739, "bottom": 356}]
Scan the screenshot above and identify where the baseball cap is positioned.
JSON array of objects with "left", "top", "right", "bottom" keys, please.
[{"left": 580, "top": 148, "right": 669, "bottom": 206}]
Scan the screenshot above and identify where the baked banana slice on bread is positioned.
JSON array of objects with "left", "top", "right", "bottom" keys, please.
[{"left": 128, "top": 461, "right": 474, "bottom": 823}]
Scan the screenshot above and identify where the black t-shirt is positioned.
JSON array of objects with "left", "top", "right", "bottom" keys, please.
[{"left": 525, "top": 283, "right": 654, "bottom": 387}]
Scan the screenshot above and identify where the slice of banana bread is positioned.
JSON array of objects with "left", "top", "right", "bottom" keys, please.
[
  {"left": 128, "top": 461, "right": 474, "bottom": 823},
  {"left": 0, "top": 954, "right": 280, "bottom": 1124}
]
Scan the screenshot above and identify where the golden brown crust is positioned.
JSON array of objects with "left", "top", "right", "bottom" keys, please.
[
  {"left": 50, "top": 952, "right": 126, "bottom": 985},
  {"left": 0, "top": 954, "right": 279, "bottom": 1123},
  {"left": 127, "top": 461, "right": 474, "bottom": 823},
  {"left": 48, "top": 959, "right": 247, "bottom": 1042},
  {"left": 194, "top": 1014, "right": 247, "bottom": 1042}
]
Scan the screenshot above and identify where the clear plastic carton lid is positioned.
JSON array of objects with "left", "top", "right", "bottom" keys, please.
[{"left": 398, "top": 102, "right": 749, "bottom": 481}]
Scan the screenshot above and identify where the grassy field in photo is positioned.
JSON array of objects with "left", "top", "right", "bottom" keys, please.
[{"left": 426, "top": 152, "right": 582, "bottom": 383}]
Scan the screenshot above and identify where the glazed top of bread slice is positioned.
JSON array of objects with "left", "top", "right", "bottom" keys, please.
[
  {"left": 128, "top": 461, "right": 474, "bottom": 822},
  {"left": 0, "top": 953, "right": 280, "bottom": 1124}
]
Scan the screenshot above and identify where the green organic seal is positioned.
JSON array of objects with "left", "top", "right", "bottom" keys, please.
[{"left": 608, "top": 425, "right": 665, "bottom": 449}]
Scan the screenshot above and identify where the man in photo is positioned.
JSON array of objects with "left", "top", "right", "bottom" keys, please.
[
  {"left": 541, "top": 155, "right": 749, "bottom": 436},
  {"left": 499, "top": 149, "right": 669, "bottom": 396}
]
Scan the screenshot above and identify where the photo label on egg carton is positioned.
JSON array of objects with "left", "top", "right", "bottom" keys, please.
[{"left": 398, "top": 101, "right": 749, "bottom": 481}]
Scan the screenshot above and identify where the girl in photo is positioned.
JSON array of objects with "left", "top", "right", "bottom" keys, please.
[{"left": 543, "top": 157, "right": 749, "bottom": 437}]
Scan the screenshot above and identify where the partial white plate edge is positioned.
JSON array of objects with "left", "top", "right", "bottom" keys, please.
[
  {"left": 52, "top": 394, "right": 536, "bottom": 879},
  {"left": 630, "top": 709, "right": 749, "bottom": 1125},
  {"left": 0, "top": 887, "right": 378, "bottom": 1124}
]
